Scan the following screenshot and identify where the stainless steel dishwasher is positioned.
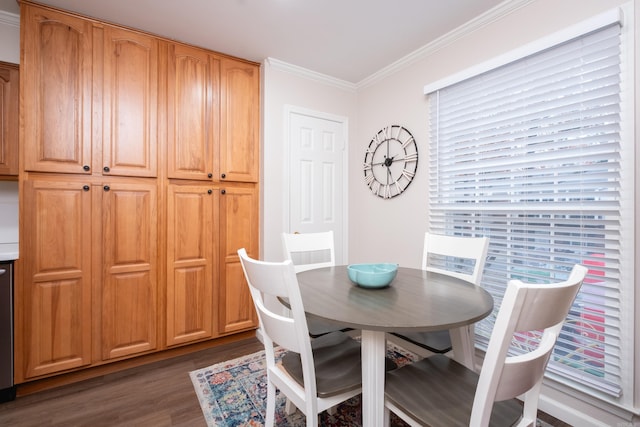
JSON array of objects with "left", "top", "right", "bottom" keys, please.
[{"left": 0, "top": 261, "right": 15, "bottom": 402}]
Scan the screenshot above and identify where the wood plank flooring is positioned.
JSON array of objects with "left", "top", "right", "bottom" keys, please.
[{"left": 0, "top": 337, "right": 571, "bottom": 426}]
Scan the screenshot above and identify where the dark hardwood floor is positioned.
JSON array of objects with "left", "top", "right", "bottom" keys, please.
[
  {"left": 0, "top": 338, "right": 265, "bottom": 427},
  {"left": 0, "top": 336, "right": 571, "bottom": 426}
]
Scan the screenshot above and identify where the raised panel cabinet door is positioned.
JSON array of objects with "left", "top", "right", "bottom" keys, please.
[
  {"left": 219, "top": 185, "right": 259, "bottom": 333},
  {"left": 219, "top": 58, "right": 259, "bottom": 183},
  {"left": 99, "top": 181, "right": 158, "bottom": 360},
  {"left": 101, "top": 26, "right": 158, "bottom": 177},
  {"left": 0, "top": 62, "right": 18, "bottom": 176},
  {"left": 166, "top": 185, "right": 218, "bottom": 346},
  {"left": 167, "top": 44, "right": 218, "bottom": 180},
  {"left": 19, "top": 179, "right": 92, "bottom": 379},
  {"left": 21, "top": 5, "right": 93, "bottom": 174}
]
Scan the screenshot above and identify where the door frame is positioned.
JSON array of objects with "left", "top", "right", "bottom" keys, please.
[{"left": 283, "top": 104, "right": 349, "bottom": 265}]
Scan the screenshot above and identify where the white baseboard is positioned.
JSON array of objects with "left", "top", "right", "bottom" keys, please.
[
  {"left": 537, "top": 381, "right": 638, "bottom": 427},
  {"left": 254, "top": 328, "right": 264, "bottom": 344}
]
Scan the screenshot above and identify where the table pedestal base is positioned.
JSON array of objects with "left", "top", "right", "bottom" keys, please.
[{"left": 361, "top": 330, "right": 386, "bottom": 427}]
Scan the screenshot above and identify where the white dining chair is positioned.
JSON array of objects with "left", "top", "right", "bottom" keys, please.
[
  {"left": 237, "top": 248, "right": 365, "bottom": 426},
  {"left": 384, "top": 264, "right": 587, "bottom": 427},
  {"left": 281, "top": 231, "right": 351, "bottom": 338},
  {"left": 281, "top": 231, "right": 336, "bottom": 272},
  {"left": 391, "top": 232, "right": 489, "bottom": 356}
]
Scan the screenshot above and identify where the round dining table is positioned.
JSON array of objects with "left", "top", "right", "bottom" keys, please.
[{"left": 296, "top": 265, "right": 494, "bottom": 427}]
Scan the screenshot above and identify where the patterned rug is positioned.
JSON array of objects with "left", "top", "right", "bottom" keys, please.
[{"left": 189, "top": 341, "right": 418, "bottom": 426}]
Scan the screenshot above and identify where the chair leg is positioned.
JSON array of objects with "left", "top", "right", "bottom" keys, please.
[
  {"left": 265, "top": 382, "right": 277, "bottom": 427},
  {"left": 514, "top": 416, "right": 536, "bottom": 427},
  {"left": 384, "top": 406, "right": 391, "bottom": 427},
  {"left": 517, "top": 382, "right": 544, "bottom": 427},
  {"left": 285, "top": 397, "right": 297, "bottom": 415}
]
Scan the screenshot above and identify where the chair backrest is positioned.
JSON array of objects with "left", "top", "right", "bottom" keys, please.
[
  {"left": 422, "top": 232, "right": 489, "bottom": 285},
  {"left": 237, "top": 248, "right": 318, "bottom": 396},
  {"left": 470, "top": 264, "right": 587, "bottom": 427},
  {"left": 282, "top": 231, "right": 336, "bottom": 273}
]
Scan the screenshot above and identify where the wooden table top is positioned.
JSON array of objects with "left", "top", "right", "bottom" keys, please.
[{"left": 296, "top": 266, "right": 494, "bottom": 333}]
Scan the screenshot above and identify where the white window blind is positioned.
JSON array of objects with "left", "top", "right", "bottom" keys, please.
[{"left": 428, "top": 23, "right": 625, "bottom": 397}]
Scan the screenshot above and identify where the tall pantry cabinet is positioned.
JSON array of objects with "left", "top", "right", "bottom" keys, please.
[
  {"left": 16, "top": 2, "right": 259, "bottom": 383},
  {"left": 165, "top": 42, "right": 259, "bottom": 344}
]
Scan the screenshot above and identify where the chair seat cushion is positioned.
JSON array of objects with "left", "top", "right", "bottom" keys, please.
[
  {"left": 307, "top": 315, "right": 350, "bottom": 337},
  {"left": 391, "top": 330, "right": 452, "bottom": 354},
  {"left": 282, "top": 331, "right": 397, "bottom": 398},
  {"left": 385, "top": 354, "right": 522, "bottom": 426}
]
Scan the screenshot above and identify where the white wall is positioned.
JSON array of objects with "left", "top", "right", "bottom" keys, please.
[
  {"left": 0, "top": 10, "right": 19, "bottom": 63},
  {"left": 348, "top": 71, "right": 430, "bottom": 268},
  {"left": 261, "top": 59, "right": 358, "bottom": 262},
  {"left": 0, "top": 181, "right": 18, "bottom": 243}
]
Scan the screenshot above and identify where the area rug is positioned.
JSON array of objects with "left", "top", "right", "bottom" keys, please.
[{"left": 189, "top": 341, "right": 418, "bottom": 426}]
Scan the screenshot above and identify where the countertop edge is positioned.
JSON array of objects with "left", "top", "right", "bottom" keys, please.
[{"left": 0, "top": 243, "right": 19, "bottom": 261}]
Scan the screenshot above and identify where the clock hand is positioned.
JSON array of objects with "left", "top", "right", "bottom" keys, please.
[
  {"left": 396, "top": 153, "right": 418, "bottom": 162},
  {"left": 371, "top": 156, "right": 397, "bottom": 168}
]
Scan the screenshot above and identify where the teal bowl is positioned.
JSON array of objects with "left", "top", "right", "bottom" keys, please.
[{"left": 347, "top": 263, "right": 398, "bottom": 289}]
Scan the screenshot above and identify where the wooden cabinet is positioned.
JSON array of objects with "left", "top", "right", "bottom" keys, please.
[
  {"left": 219, "top": 58, "right": 260, "bottom": 183},
  {"left": 167, "top": 183, "right": 260, "bottom": 343},
  {"left": 0, "top": 61, "right": 19, "bottom": 176},
  {"left": 18, "top": 2, "right": 259, "bottom": 383},
  {"left": 165, "top": 49, "right": 260, "bottom": 339},
  {"left": 20, "top": 179, "right": 93, "bottom": 378},
  {"left": 17, "top": 178, "right": 159, "bottom": 380},
  {"left": 21, "top": 5, "right": 159, "bottom": 177},
  {"left": 167, "top": 51, "right": 259, "bottom": 183},
  {"left": 21, "top": 6, "right": 93, "bottom": 174},
  {"left": 99, "top": 26, "right": 158, "bottom": 177},
  {"left": 167, "top": 44, "right": 218, "bottom": 181},
  {"left": 97, "top": 182, "right": 158, "bottom": 359},
  {"left": 166, "top": 184, "right": 218, "bottom": 345},
  {"left": 219, "top": 185, "right": 259, "bottom": 333}
]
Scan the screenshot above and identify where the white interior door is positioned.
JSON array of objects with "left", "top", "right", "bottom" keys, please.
[{"left": 287, "top": 107, "right": 347, "bottom": 265}]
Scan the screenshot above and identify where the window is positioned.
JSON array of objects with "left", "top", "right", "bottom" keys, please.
[{"left": 427, "top": 14, "right": 632, "bottom": 401}]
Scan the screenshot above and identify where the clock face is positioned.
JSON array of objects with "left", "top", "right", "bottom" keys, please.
[{"left": 364, "top": 125, "right": 418, "bottom": 199}]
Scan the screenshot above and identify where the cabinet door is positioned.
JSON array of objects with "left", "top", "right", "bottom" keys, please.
[
  {"left": 101, "top": 26, "right": 158, "bottom": 177},
  {"left": 20, "top": 179, "right": 92, "bottom": 378},
  {"left": 99, "top": 181, "right": 158, "bottom": 360},
  {"left": 166, "top": 185, "right": 218, "bottom": 345},
  {"left": 0, "top": 62, "right": 18, "bottom": 176},
  {"left": 167, "top": 44, "right": 218, "bottom": 180},
  {"left": 22, "top": 5, "right": 93, "bottom": 174},
  {"left": 219, "top": 58, "right": 259, "bottom": 183},
  {"left": 219, "top": 185, "right": 259, "bottom": 333}
]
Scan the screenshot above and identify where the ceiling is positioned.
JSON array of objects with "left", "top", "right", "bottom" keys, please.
[{"left": 0, "top": 0, "right": 506, "bottom": 83}]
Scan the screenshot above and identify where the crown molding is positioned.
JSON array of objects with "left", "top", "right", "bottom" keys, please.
[
  {"left": 0, "top": 10, "right": 19, "bottom": 28},
  {"left": 0, "top": 1, "right": 536, "bottom": 88},
  {"left": 357, "top": 0, "right": 535, "bottom": 89},
  {"left": 265, "top": 57, "right": 357, "bottom": 92}
]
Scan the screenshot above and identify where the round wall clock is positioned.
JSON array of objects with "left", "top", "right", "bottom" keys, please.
[{"left": 363, "top": 125, "right": 418, "bottom": 199}]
